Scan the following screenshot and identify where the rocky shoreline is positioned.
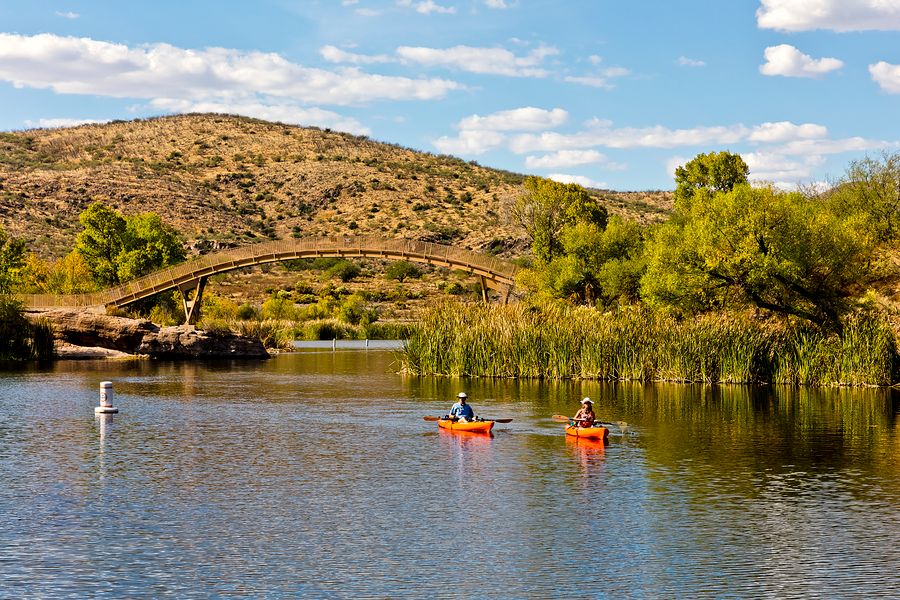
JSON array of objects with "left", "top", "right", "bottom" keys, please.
[{"left": 31, "top": 310, "right": 269, "bottom": 359}]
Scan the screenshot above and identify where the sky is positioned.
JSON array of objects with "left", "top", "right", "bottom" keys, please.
[{"left": 1, "top": 0, "right": 900, "bottom": 190}]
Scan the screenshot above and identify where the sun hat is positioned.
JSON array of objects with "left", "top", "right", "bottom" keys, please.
[
  {"left": 581, "top": 397, "right": 593, "bottom": 405},
  {"left": 457, "top": 392, "right": 468, "bottom": 399}
]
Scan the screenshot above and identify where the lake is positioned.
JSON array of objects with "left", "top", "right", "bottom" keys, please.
[{"left": 1, "top": 349, "right": 898, "bottom": 598}]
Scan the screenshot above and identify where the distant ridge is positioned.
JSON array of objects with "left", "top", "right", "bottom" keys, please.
[{"left": 0, "top": 114, "right": 673, "bottom": 259}]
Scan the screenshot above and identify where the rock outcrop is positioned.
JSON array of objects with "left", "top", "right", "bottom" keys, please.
[{"left": 35, "top": 310, "right": 269, "bottom": 359}]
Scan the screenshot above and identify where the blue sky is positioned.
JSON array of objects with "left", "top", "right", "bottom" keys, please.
[{"left": 1, "top": 0, "right": 900, "bottom": 190}]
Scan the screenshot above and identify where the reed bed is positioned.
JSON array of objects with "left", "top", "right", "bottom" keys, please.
[{"left": 399, "top": 302, "right": 898, "bottom": 386}]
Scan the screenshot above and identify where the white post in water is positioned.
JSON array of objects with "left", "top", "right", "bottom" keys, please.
[
  {"left": 333, "top": 338, "right": 336, "bottom": 351},
  {"left": 95, "top": 381, "right": 118, "bottom": 414}
]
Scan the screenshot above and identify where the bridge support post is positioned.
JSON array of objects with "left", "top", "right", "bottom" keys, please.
[
  {"left": 178, "top": 277, "right": 207, "bottom": 325},
  {"left": 479, "top": 276, "right": 488, "bottom": 303},
  {"left": 501, "top": 285, "right": 512, "bottom": 305}
]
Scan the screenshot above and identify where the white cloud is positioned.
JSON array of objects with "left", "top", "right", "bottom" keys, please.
[
  {"left": 0, "top": 33, "right": 462, "bottom": 107},
  {"left": 870, "top": 61, "right": 900, "bottom": 93},
  {"left": 485, "top": 0, "right": 510, "bottom": 7},
  {"left": 743, "top": 150, "right": 826, "bottom": 183},
  {"left": 458, "top": 107, "right": 568, "bottom": 131},
  {"left": 757, "top": 0, "right": 900, "bottom": 32},
  {"left": 432, "top": 129, "right": 505, "bottom": 155},
  {"left": 525, "top": 149, "right": 607, "bottom": 169},
  {"left": 760, "top": 44, "right": 843, "bottom": 78},
  {"left": 55, "top": 11, "right": 80, "bottom": 19},
  {"left": 588, "top": 55, "right": 603, "bottom": 65},
  {"left": 565, "top": 67, "right": 629, "bottom": 89},
  {"left": 24, "top": 117, "right": 105, "bottom": 128},
  {"left": 397, "top": 0, "right": 456, "bottom": 15},
  {"left": 396, "top": 44, "right": 558, "bottom": 77},
  {"left": 677, "top": 56, "right": 705, "bottom": 67},
  {"left": 748, "top": 121, "right": 828, "bottom": 142},
  {"left": 509, "top": 121, "right": 749, "bottom": 153},
  {"left": 150, "top": 99, "right": 370, "bottom": 134},
  {"left": 546, "top": 173, "right": 608, "bottom": 189},
  {"left": 356, "top": 8, "right": 381, "bottom": 16},
  {"left": 776, "top": 136, "right": 896, "bottom": 155},
  {"left": 320, "top": 45, "right": 391, "bottom": 64}
]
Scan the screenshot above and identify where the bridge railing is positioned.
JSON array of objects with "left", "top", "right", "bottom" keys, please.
[{"left": 19, "top": 236, "right": 519, "bottom": 309}]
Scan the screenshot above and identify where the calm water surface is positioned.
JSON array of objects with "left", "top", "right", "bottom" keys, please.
[{"left": 1, "top": 350, "right": 898, "bottom": 598}]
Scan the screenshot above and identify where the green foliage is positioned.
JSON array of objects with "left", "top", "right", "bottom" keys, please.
[
  {"left": 516, "top": 216, "right": 645, "bottom": 306},
  {"left": 75, "top": 203, "right": 127, "bottom": 286},
  {"left": 641, "top": 184, "right": 874, "bottom": 331},
  {"left": 674, "top": 151, "right": 749, "bottom": 209},
  {"left": 261, "top": 292, "right": 298, "bottom": 321},
  {"left": 19, "top": 251, "right": 97, "bottom": 294},
  {"left": 0, "top": 226, "right": 26, "bottom": 294},
  {"left": 0, "top": 296, "right": 53, "bottom": 360},
  {"left": 235, "top": 302, "right": 260, "bottom": 321},
  {"left": 75, "top": 202, "right": 185, "bottom": 287},
  {"left": 384, "top": 260, "right": 422, "bottom": 282},
  {"left": 513, "top": 176, "right": 608, "bottom": 263},
  {"left": 325, "top": 259, "right": 361, "bottom": 282},
  {"left": 827, "top": 151, "right": 900, "bottom": 242}
]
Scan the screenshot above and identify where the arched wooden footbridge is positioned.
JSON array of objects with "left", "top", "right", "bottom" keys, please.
[{"left": 20, "top": 236, "right": 519, "bottom": 323}]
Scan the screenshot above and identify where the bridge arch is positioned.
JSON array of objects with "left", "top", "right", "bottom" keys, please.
[{"left": 21, "top": 236, "right": 519, "bottom": 322}]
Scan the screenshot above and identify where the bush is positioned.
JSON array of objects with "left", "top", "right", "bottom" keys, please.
[
  {"left": 385, "top": 261, "right": 422, "bottom": 282},
  {"left": 326, "top": 260, "right": 361, "bottom": 282},
  {"left": 236, "top": 303, "right": 259, "bottom": 320}
]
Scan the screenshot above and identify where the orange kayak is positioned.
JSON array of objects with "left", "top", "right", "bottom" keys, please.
[
  {"left": 438, "top": 419, "right": 495, "bottom": 433},
  {"left": 565, "top": 424, "right": 609, "bottom": 441}
]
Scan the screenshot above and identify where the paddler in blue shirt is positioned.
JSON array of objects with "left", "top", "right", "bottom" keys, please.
[{"left": 448, "top": 392, "right": 475, "bottom": 422}]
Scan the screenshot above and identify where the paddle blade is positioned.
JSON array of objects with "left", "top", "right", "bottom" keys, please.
[
  {"left": 489, "top": 418, "right": 513, "bottom": 423},
  {"left": 423, "top": 416, "right": 441, "bottom": 422},
  {"left": 551, "top": 414, "right": 572, "bottom": 421}
]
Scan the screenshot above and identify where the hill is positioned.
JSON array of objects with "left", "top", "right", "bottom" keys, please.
[{"left": 0, "top": 114, "right": 672, "bottom": 260}]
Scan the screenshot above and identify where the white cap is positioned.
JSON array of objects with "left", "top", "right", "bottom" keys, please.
[
  {"left": 457, "top": 392, "right": 468, "bottom": 399},
  {"left": 581, "top": 397, "right": 593, "bottom": 405}
]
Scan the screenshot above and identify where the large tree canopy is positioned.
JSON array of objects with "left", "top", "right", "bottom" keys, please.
[
  {"left": 75, "top": 202, "right": 185, "bottom": 287},
  {"left": 826, "top": 151, "right": 900, "bottom": 243},
  {"left": 674, "top": 151, "right": 749, "bottom": 209},
  {"left": 641, "top": 184, "right": 874, "bottom": 331},
  {"left": 0, "top": 225, "right": 26, "bottom": 294},
  {"left": 513, "top": 176, "right": 608, "bottom": 263}
]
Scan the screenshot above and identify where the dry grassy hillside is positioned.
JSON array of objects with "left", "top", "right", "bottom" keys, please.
[{"left": 0, "top": 114, "right": 672, "bottom": 260}]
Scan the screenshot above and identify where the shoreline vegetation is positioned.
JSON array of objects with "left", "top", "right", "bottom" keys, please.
[{"left": 399, "top": 302, "right": 897, "bottom": 387}]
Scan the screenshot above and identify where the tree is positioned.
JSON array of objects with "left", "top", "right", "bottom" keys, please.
[
  {"left": 826, "top": 151, "right": 900, "bottom": 242},
  {"left": 75, "top": 202, "right": 126, "bottom": 286},
  {"left": 0, "top": 226, "right": 26, "bottom": 294},
  {"left": 513, "top": 176, "right": 608, "bottom": 263},
  {"left": 641, "top": 184, "right": 874, "bottom": 331},
  {"left": 674, "top": 151, "right": 749, "bottom": 209},
  {"left": 75, "top": 202, "right": 185, "bottom": 287}
]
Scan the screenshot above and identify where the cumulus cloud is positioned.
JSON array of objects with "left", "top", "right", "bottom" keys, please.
[
  {"left": 760, "top": 44, "right": 843, "bottom": 78},
  {"left": 396, "top": 44, "right": 558, "bottom": 77},
  {"left": 25, "top": 117, "right": 105, "bottom": 128},
  {"left": 397, "top": 0, "right": 456, "bottom": 15},
  {"left": 150, "top": 99, "right": 370, "bottom": 134},
  {"left": 320, "top": 45, "right": 391, "bottom": 64},
  {"left": 525, "top": 150, "right": 607, "bottom": 169},
  {"left": 757, "top": 0, "right": 900, "bottom": 32},
  {"left": 870, "top": 61, "right": 900, "bottom": 93},
  {"left": 55, "top": 11, "right": 80, "bottom": 19},
  {"left": 743, "top": 151, "right": 826, "bottom": 183},
  {"left": 546, "top": 174, "right": 608, "bottom": 189},
  {"left": 458, "top": 107, "right": 568, "bottom": 131},
  {"left": 0, "top": 33, "right": 462, "bottom": 108},
  {"left": 748, "top": 121, "right": 828, "bottom": 142},
  {"left": 485, "top": 0, "right": 510, "bottom": 7},
  {"left": 509, "top": 121, "right": 750, "bottom": 153},
  {"left": 564, "top": 67, "right": 630, "bottom": 89},
  {"left": 432, "top": 129, "right": 505, "bottom": 155},
  {"left": 677, "top": 56, "right": 706, "bottom": 67}
]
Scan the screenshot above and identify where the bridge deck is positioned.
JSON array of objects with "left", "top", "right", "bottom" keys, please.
[{"left": 20, "top": 236, "right": 519, "bottom": 310}]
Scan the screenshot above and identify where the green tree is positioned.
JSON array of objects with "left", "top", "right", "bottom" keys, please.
[
  {"left": 0, "top": 226, "right": 26, "bottom": 294},
  {"left": 674, "top": 151, "right": 749, "bottom": 209},
  {"left": 116, "top": 213, "right": 186, "bottom": 282},
  {"left": 75, "top": 203, "right": 185, "bottom": 287},
  {"left": 513, "top": 176, "right": 608, "bottom": 263},
  {"left": 641, "top": 184, "right": 874, "bottom": 331},
  {"left": 385, "top": 260, "right": 422, "bottom": 282},
  {"left": 826, "top": 151, "right": 900, "bottom": 242},
  {"left": 75, "top": 202, "right": 126, "bottom": 286}
]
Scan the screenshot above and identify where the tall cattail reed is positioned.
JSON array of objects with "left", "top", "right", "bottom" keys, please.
[{"left": 399, "top": 302, "right": 898, "bottom": 386}]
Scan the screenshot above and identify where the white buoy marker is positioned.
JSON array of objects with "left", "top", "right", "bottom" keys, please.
[{"left": 95, "top": 381, "right": 119, "bottom": 414}]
